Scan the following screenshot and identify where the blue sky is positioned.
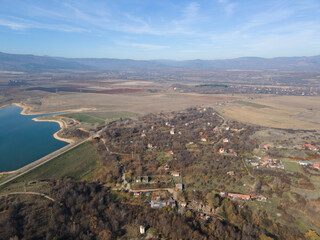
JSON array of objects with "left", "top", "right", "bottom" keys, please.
[{"left": 0, "top": 0, "right": 320, "bottom": 60}]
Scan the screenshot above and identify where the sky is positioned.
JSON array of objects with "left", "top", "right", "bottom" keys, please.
[{"left": 0, "top": 0, "right": 320, "bottom": 60}]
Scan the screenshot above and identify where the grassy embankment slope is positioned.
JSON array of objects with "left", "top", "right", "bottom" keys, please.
[
  {"left": 0, "top": 141, "right": 99, "bottom": 194},
  {"left": 61, "top": 111, "right": 138, "bottom": 125}
]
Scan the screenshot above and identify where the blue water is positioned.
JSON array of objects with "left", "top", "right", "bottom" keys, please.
[{"left": 0, "top": 105, "right": 68, "bottom": 172}]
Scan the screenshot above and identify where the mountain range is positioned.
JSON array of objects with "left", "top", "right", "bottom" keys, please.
[{"left": 1, "top": 52, "right": 320, "bottom": 72}]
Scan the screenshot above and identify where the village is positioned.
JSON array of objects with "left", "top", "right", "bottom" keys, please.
[
  {"left": 92, "top": 107, "right": 320, "bottom": 232},
  {"left": 97, "top": 107, "right": 280, "bottom": 222}
]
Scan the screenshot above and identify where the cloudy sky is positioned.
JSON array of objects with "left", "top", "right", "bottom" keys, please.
[{"left": 1, "top": 0, "right": 320, "bottom": 59}]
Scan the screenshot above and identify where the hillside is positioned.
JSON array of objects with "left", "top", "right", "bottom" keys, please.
[{"left": 1, "top": 52, "right": 320, "bottom": 72}]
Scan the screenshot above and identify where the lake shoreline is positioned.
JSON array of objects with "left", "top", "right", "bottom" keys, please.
[
  {"left": 0, "top": 103, "right": 74, "bottom": 144},
  {"left": 32, "top": 117, "right": 75, "bottom": 144}
]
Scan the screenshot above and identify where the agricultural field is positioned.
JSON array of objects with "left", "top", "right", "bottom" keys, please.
[{"left": 218, "top": 96, "right": 320, "bottom": 131}]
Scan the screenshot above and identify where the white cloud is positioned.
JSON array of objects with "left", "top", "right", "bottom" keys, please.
[
  {"left": 217, "top": 0, "right": 237, "bottom": 16},
  {"left": 0, "top": 19, "right": 27, "bottom": 30}
]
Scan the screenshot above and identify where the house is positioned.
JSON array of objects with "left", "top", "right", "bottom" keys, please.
[
  {"left": 170, "top": 129, "right": 175, "bottom": 135},
  {"left": 201, "top": 138, "right": 207, "bottom": 142},
  {"left": 168, "top": 197, "right": 176, "bottom": 208},
  {"left": 168, "top": 150, "right": 174, "bottom": 155},
  {"left": 223, "top": 138, "right": 229, "bottom": 143},
  {"left": 172, "top": 172, "right": 180, "bottom": 177},
  {"left": 227, "top": 171, "right": 235, "bottom": 176},
  {"left": 136, "top": 176, "right": 149, "bottom": 183},
  {"left": 147, "top": 143, "right": 153, "bottom": 149},
  {"left": 134, "top": 192, "right": 141, "bottom": 197},
  {"left": 176, "top": 184, "right": 184, "bottom": 191},
  {"left": 164, "top": 165, "right": 170, "bottom": 171},
  {"left": 305, "top": 143, "right": 318, "bottom": 151},
  {"left": 257, "top": 195, "right": 267, "bottom": 202},
  {"left": 140, "top": 225, "right": 145, "bottom": 234},
  {"left": 219, "top": 192, "right": 227, "bottom": 197},
  {"left": 180, "top": 202, "right": 187, "bottom": 207},
  {"left": 313, "top": 163, "right": 320, "bottom": 170},
  {"left": 141, "top": 133, "right": 146, "bottom": 137},
  {"left": 146, "top": 192, "right": 151, "bottom": 196},
  {"left": 299, "top": 161, "right": 310, "bottom": 166},
  {"left": 226, "top": 127, "right": 230, "bottom": 131},
  {"left": 251, "top": 162, "right": 259, "bottom": 167},
  {"left": 263, "top": 145, "right": 269, "bottom": 151},
  {"left": 151, "top": 196, "right": 167, "bottom": 208},
  {"left": 142, "top": 176, "right": 150, "bottom": 183},
  {"left": 219, "top": 148, "right": 225, "bottom": 154},
  {"left": 228, "top": 193, "right": 251, "bottom": 201}
]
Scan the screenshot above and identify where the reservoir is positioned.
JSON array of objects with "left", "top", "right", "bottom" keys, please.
[{"left": 0, "top": 105, "right": 68, "bottom": 172}]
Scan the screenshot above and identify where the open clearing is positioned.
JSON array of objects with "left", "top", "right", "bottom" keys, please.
[
  {"left": 219, "top": 96, "right": 320, "bottom": 131},
  {"left": 282, "top": 160, "right": 304, "bottom": 173}
]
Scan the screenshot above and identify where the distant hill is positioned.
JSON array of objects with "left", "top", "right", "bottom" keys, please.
[
  {"left": 1, "top": 52, "right": 320, "bottom": 72},
  {"left": 0, "top": 52, "right": 92, "bottom": 72},
  {"left": 154, "top": 56, "right": 320, "bottom": 70}
]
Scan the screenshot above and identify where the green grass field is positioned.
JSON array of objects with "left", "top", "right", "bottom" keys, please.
[
  {"left": 61, "top": 111, "right": 138, "bottom": 125},
  {"left": 4, "top": 141, "right": 99, "bottom": 185},
  {"left": 283, "top": 160, "right": 304, "bottom": 173}
]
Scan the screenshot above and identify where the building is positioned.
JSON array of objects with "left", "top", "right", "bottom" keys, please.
[
  {"left": 136, "top": 176, "right": 142, "bottom": 183},
  {"left": 168, "top": 197, "right": 176, "bottom": 208},
  {"left": 170, "top": 129, "right": 175, "bottom": 135},
  {"left": 223, "top": 138, "right": 229, "bottom": 143},
  {"left": 147, "top": 143, "right": 153, "bottom": 149},
  {"left": 140, "top": 225, "right": 145, "bottom": 234},
  {"left": 134, "top": 192, "right": 141, "bottom": 197},
  {"left": 256, "top": 195, "right": 267, "bottom": 202},
  {"left": 164, "top": 165, "right": 170, "bottom": 171},
  {"left": 227, "top": 171, "right": 235, "bottom": 176},
  {"left": 172, "top": 172, "right": 180, "bottom": 177},
  {"left": 142, "top": 176, "right": 150, "bottom": 183},
  {"left": 313, "top": 163, "right": 320, "bottom": 170},
  {"left": 228, "top": 193, "right": 251, "bottom": 201},
  {"left": 251, "top": 162, "right": 259, "bottom": 167},
  {"left": 299, "top": 161, "right": 310, "bottom": 166},
  {"left": 176, "top": 183, "right": 184, "bottom": 191},
  {"left": 180, "top": 202, "right": 187, "bottom": 207},
  {"left": 151, "top": 196, "right": 167, "bottom": 208},
  {"left": 219, "top": 148, "right": 225, "bottom": 154},
  {"left": 219, "top": 192, "right": 227, "bottom": 197},
  {"left": 201, "top": 138, "right": 207, "bottom": 142},
  {"left": 305, "top": 143, "right": 318, "bottom": 151},
  {"left": 136, "top": 176, "right": 150, "bottom": 183}
]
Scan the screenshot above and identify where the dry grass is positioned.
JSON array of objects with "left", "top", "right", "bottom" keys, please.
[
  {"left": 219, "top": 96, "right": 320, "bottom": 131},
  {"left": 27, "top": 91, "right": 248, "bottom": 115}
]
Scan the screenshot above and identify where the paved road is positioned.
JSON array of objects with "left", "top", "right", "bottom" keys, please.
[{"left": 0, "top": 126, "right": 108, "bottom": 188}]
